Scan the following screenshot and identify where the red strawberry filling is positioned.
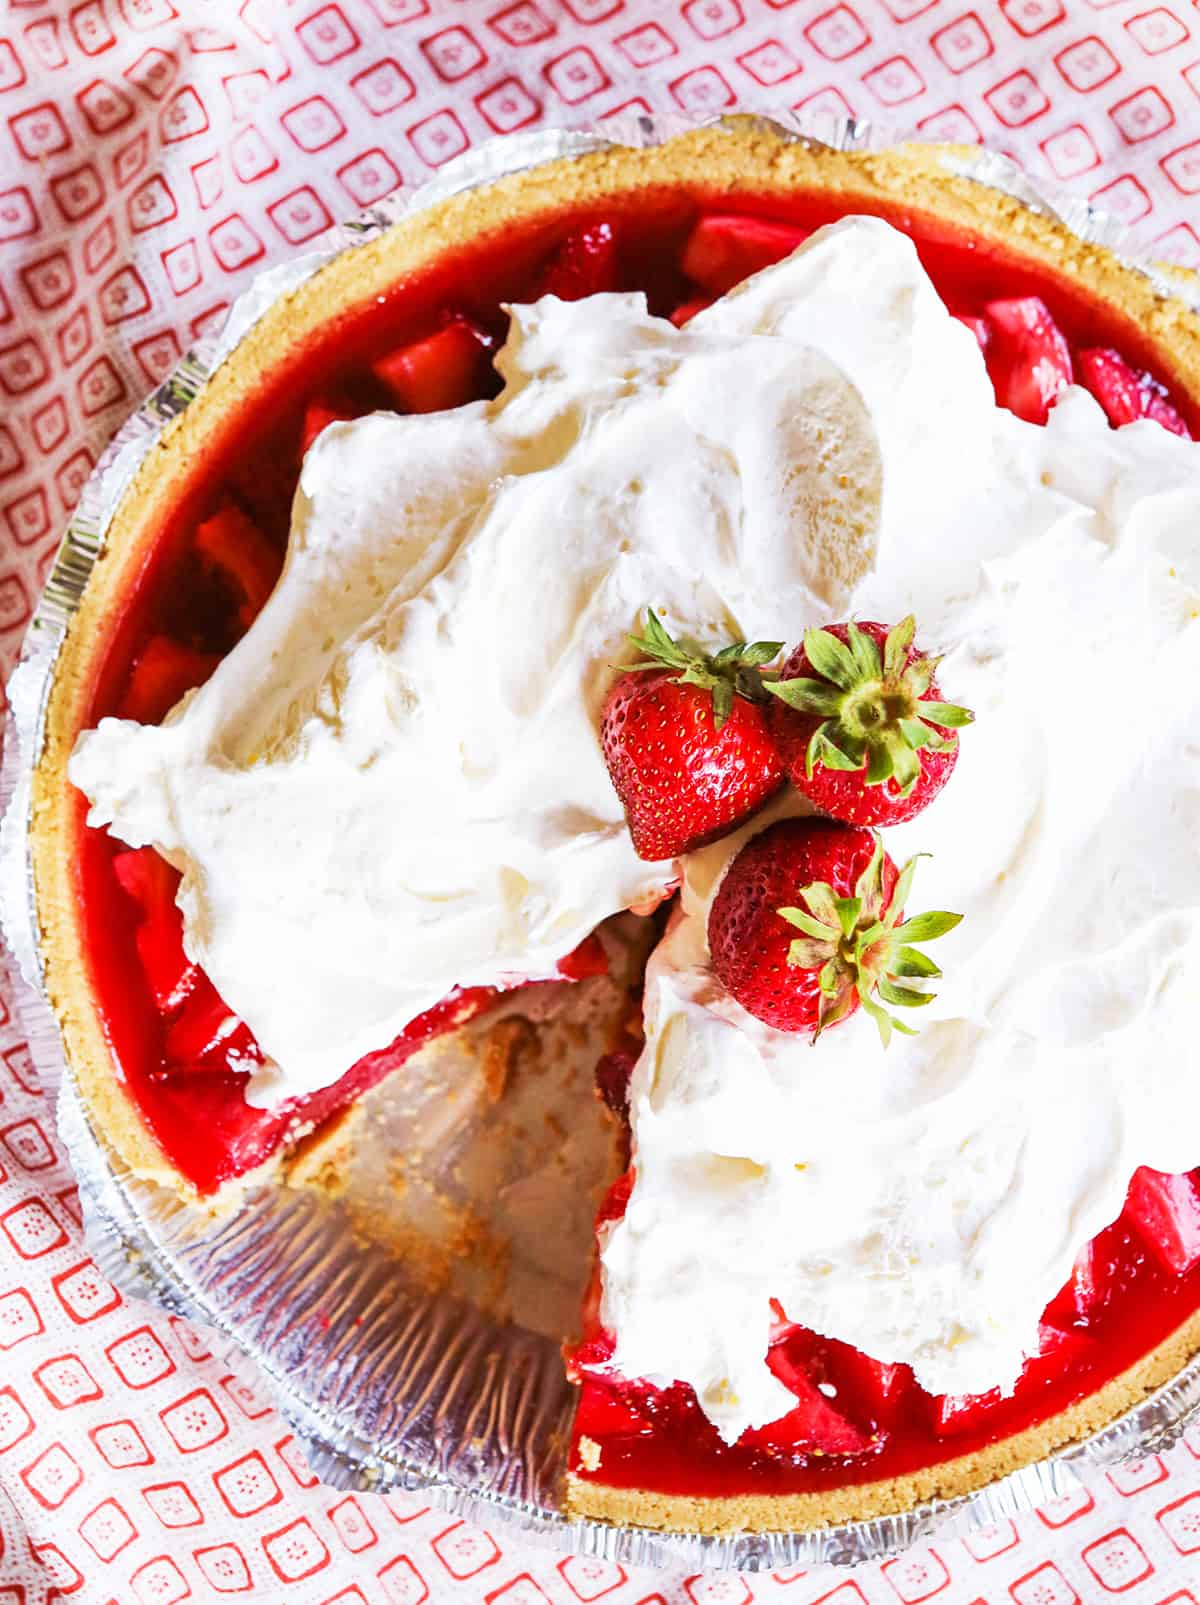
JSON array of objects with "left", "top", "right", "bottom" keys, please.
[{"left": 71, "top": 196, "right": 1200, "bottom": 1490}]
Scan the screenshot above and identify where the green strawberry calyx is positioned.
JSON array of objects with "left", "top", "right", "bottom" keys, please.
[
  {"left": 620, "top": 608, "right": 782, "bottom": 733},
  {"left": 765, "top": 616, "right": 973, "bottom": 797},
  {"left": 776, "top": 838, "right": 963, "bottom": 1047}
]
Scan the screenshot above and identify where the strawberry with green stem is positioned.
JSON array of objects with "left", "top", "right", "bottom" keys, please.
[
  {"left": 766, "top": 617, "right": 973, "bottom": 827},
  {"left": 708, "top": 818, "right": 962, "bottom": 1044},
  {"left": 600, "top": 609, "right": 785, "bottom": 861}
]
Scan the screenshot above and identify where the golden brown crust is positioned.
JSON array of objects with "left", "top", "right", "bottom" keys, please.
[
  {"left": 565, "top": 1305, "right": 1200, "bottom": 1534},
  {"left": 27, "top": 123, "right": 1200, "bottom": 1523}
]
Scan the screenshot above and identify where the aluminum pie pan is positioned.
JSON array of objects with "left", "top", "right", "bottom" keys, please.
[{"left": 3, "top": 111, "right": 1200, "bottom": 1572}]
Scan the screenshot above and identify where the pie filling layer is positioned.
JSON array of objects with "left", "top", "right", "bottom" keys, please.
[{"left": 63, "top": 180, "right": 1200, "bottom": 1502}]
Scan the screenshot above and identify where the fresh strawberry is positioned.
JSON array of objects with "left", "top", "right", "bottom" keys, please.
[
  {"left": 194, "top": 505, "right": 282, "bottom": 633},
  {"left": 1123, "top": 1167, "right": 1200, "bottom": 1277},
  {"left": 669, "top": 295, "right": 714, "bottom": 328},
  {"left": 371, "top": 316, "right": 494, "bottom": 414},
  {"left": 767, "top": 1311, "right": 912, "bottom": 1430},
  {"left": 932, "top": 1322, "right": 1094, "bottom": 1438},
  {"left": 118, "top": 635, "right": 219, "bottom": 725},
  {"left": 540, "top": 222, "right": 620, "bottom": 300},
  {"left": 983, "top": 296, "right": 1073, "bottom": 424},
  {"left": 740, "top": 1341, "right": 875, "bottom": 1456},
  {"left": 680, "top": 214, "right": 809, "bottom": 295},
  {"left": 766, "top": 618, "right": 971, "bottom": 827},
  {"left": 600, "top": 609, "right": 784, "bottom": 862},
  {"left": 1076, "top": 347, "right": 1191, "bottom": 437},
  {"left": 113, "top": 847, "right": 197, "bottom": 1014},
  {"left": 707, "top": 818, "right": 961, "bottom": 1043},
  {"left": 299, "top": 392, "right": 355, "bottom": 458}
]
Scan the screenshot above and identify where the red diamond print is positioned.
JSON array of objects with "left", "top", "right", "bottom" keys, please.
[
  {"left": 1159, "top": 1490, "right": 1200, "bottom": 1552},
  {"left": 21, "top": 1442, "right": 83, "bottom": 1510},
  {"left": 215, "top": 1450, "right": 283, "bottom": 1517},
  {"left": 1081, "top": 1528, "right": 1153, "bottom": 1589},
  {"left": 805, "top": 5, "right": 871, "bottom": 58},
  {"left": 0, "top": 426, "right": 24, "bottom": 481},
  {"left": 78, "top": 1498, "right": 137, "bottom": 1563},
  {"left": 194, "top": 1544, "right": 253, "bottom": 1593},
  {"left": 106, "top": 1325, "right": 176, "bottom": 1388},
  {"left": 56, "top": 304, "right": 92, "bottom": 367},
  {"left": 0, "top": 1385, "right": 34, "bottom": 1452},
  {"left": 297, "top": 5, "right": 362, "bottom": 64},
  {"left": 56, "top": 448, "right": 95, "bottom": 512},
  {"left": 0, "top": 185, "right": 39, "bottom": 241},
  {"left": 489, "top": 3, "right": 557, "bottom": 46},
  {"left": 9, "top": 101, "right": 72, "bottom": 159},
  {"left": 670, "top": 65, "right": 736, "bottom": 111},
  {"left": 559, "top": 0, "right": 622, "bottom": 18},
  {"left": 1091, "top": 172, "right": 1152, "bottom": 221},
  {"left": 19, "top": 251, "right": 75, "bottom": 312},
  {"left": 122, "top": 0, "right": 181, "bottom": 27},
  {"left": 1041, "top": 122, "right": 1100, "bottom": 178},
  {"left": 231, "top": 126, "right": 279, "bottom": 184},
  {"left": 0, "top": 573, "right": 32, "bottom": 634},
  {"left": 130, "top": 1556, "right": 189, "bottom": 1605},
  {"left": 75, "top": 78, "right": 135, "bottom": 134},
  {"left": 543, "top": 45, "right": 610, "bottom": 102},
  {"left": 881, "top": 1547, "right": 951, "bottom": 1601},
  {"left": 0, "top": 41, "right": 28, "bottom": 90},
  {"left": 931, "top": 14, "right": 994, "bottom": 72},
  {"left": 191, "top": 153, "right": 223, "bottom": 209},
  {"left": 161, "top": 239, "right": 201, "bottom": 295},
  {"left": 683, "top": 0, "right": 745, "bottom": 40},
  {"left": 34, "top": 1353, "right": 102, "bottom": 1409},
  {"left": 113, "top": 129, "right": 149, "bottom": 187},
  {"left": 329, "top": 1495, "right": 378, "bottom": 1553},
  {"left": 209, "top": 212, "right": 266, "bottom": 269},
  {"left": 794, "top": 85, "right": 857, "bottom": 124},
  {"left": 71, "top": 1, "right": 117, "bottom": 54},
  {"left": 88, "top": 1419, "right": 154, "bottom": 1469},
  {"left": 134, "top": 329, "right": 182, "bottom": 383},
  {"left": 78, "top": 355, "right": 128, "bottom": 417},
  {"left": 4, "top": 484, "right": 51, "bottom": 543},
  {"left": 128, "top": 173, "right": 178, "bottom": 232},
  {"left": 142, "top": 1481, "right": 202, "bottom": 1527},
  {"left": 863, "top": 54, "right": 926, "bottom": 104},
  {"left": 614, "top": 22, "right": 676, "bottom": 66},
  {"left": 422, "top": 24, "right": 487, "bottom": 79},
  {"left": 84, "top": 216, "right": 118, "bottom": 273},
  {"left": 125, "top": 45, "right": 177, "bottom": 99},
  {"left": 52, "top": 1260, "right": 121, "bottom": 1323},
  {"left": 160, "top": 83, "right": 209, "bottom": 141},
  {"left": 1111, "top": 85, "right": 1176, "bottom": 142},
  {"left": 1153, "top": 222, "right": 1200, "bottom": 266},
  {"left": 1000, "top": 0, "right": 1066, "bottom": 34},
  {"left": 684, "top": 1581, "right": 753, "bottom": 1605},
  {"left": 1009, "top": 1565, "right": 1079, "bottom": 1605},
  {"left": 407, "top": 107, "right": 469, "bottom": 167},
  {"left": 381, "top": 1554, "right": 432, "bottom": 1605},
  {"left": 558, "top": 1557, "right": 627, "bottom": 1601},
  {"left": 222, "top": 68, "right": 271, "bottom": 120},
  {"left": 363, "top": 0, "right": 430, "bottom": 22},
  {"left": 1126, "top": 6, "right": 1190, "bottom": 52},
  {"left": 276, "top": 1432, "right": 318, "bottom": 1487},
  {"left": 266, "top": 186, "right": 332, "bottom": 245},
  {"left": 99, "top": 265, "right": 151, "bottom": 324},
  {"left": 351, "top": 58, "right": 416, "bottom": 114},
  {"left": 985, "top": 67, "right": 1051, "bottom": 125},
  {"left": 476, "top": 77, "right": 541, "bottom": 133},
  {"left": 24, "top": 18, "right": 69, "bottom": 73},
  {"left": 1108, "top": 1454, "right": 1169, "bottom": 1494},
  {"left": 282, "top": 94, "right": 346, "bottom": 152},
  {"left": 219, "top": 1372, "right": 274, "bottom": 1420},
  {"left": 49, "top": 163, "right": 104, "bottom": 222},
  {"left": 736, "top": 38, "right": 801, "bottom": 83},
  {"left": 433, "top": 1521, "right": 501, "bottom": 1579},
  {"left": 160, "top": 1388, "right": 229, "bottom": 1452},
  {"left": 263, "top": 1517, "right": 331, "bottom": 1582},
  {"left": 1054, "top": 35, "right": 1120, "bottom": 91}
]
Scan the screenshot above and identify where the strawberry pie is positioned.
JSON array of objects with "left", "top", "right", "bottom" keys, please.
[{"left": 26, "top": 125, "right": 1200, "bottom": 1537}]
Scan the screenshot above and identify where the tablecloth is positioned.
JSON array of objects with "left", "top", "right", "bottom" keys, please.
[{"left": 3, "top": 2, "right": 1200, "bottom": 1599}]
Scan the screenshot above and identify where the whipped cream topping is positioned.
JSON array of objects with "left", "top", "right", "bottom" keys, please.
[
  {"left": 71, "top": 222, "right": 890, "bottom": 1103},
  {"left": 599, "top": 228, "right": 1200, "bottom": 1441},
  {"left": 72, "top": 217, "right": 1200, "bottom": 1437}
]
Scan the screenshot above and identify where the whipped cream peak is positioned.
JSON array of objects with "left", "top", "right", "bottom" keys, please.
[{"left": 71, "top": 216, "right": 904, "bottom": 1103}]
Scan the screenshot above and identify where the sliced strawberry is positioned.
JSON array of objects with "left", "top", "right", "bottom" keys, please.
[
  {"left": 118, "top": 636, "right": 219, "bottom": 726},
  {"left": 557, "top": 932, "right": 609, "bottom": 982},
  {"left": 194, "top": 505, "right": 281, "bottom": 632},
  {"left": 164, "top": 975, "right": 240, "bottom": 1064},
  {"left": 1138, "top": 374, "right": 1191, "bottom": 437},
  {"left": 540, "top": 222, "right": 619, "bottom": 300},
  {"left": 371, "top": 317, "right": 494, "bottom": 415},
  {"left": 828, "top": 1343, "right": 912, "bottom": 1428},
  {"left": 573, "top": 1378, "right": 651, "bottom": 1442},
  {"left": 669, "top": 296, "right": 714, "bottom": 328},
  {"left": 932, "top": 1322, "right": 1094, "bottom": 1438},
  {"left": 1076, "top": 347, "right": 1142, "bottom": 426},
  {"left": 299, "top": 393, "right": 355, "bottom": 458},
  {"left": 680, "top": 214, "right": 809, "bottom": 296},
  {"left": 953, "top": 313, "right": 991, "bottom": 352},
  {"left": 983, "top": 296, "right": 1073, "bottom": 425},
  {"left": 742, "top": 1342, "right": 874, "bottom": 1455},
  {"left": 1124, "top": 1167, "right": 1200, "bottom": 1277},
  {"left": 113, "top": 848, "right": 196, "bottom": 1015}
]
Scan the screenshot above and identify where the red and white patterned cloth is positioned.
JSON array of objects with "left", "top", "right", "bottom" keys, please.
[{"left": 4, "top": 2, "right": 1200, "bottom": 1599}]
